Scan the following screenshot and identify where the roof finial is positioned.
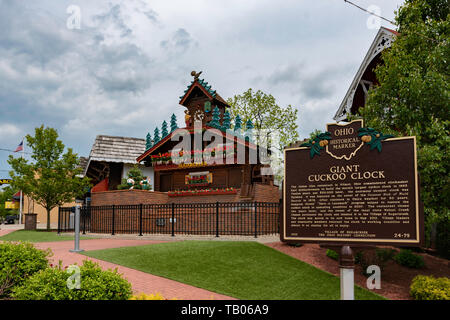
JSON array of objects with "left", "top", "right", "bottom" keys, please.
[{"left": 190, "top": 70, "right": 202, "bottom": 80}]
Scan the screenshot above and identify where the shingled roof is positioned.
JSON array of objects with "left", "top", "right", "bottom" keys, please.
[
  {"left": 77, "top": 156, "right": 89, "bottom": 171},
  {"left": 87, "top": 135, "right": 146, "bottom": 164}
]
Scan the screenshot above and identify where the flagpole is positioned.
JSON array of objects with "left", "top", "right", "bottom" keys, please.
[{"left": 19, "top": 138, "right": 24, "bottom": 225}]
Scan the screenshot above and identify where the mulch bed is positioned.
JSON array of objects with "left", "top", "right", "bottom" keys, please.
[{"left": 266, "top": 242, "right": 450, "bottom": 300}]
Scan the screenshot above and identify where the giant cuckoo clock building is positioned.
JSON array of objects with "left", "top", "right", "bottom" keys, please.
[{"left": 132, "top": 71, "right": 279, "bottom": 204}]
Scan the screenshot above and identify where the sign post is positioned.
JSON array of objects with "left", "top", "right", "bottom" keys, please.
[
  {"left": 69, "top": 205, "right": 84, "bottom": 253},
  {"left": 339, "top": 245, "right": 354, "bottom": 300},
  {"left": 282, "top": 120, "right": 424, "bottom": 300}
]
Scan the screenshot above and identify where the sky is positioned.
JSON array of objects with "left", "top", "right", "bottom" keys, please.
[{"left": 0, "top": 0, "right": 405, "bottom": 180}]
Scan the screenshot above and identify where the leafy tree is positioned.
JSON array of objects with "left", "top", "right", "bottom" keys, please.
[
  {"left": 227, "top": 88, "right": 299, "bottom": 153},
  {"left": 7, "top": 126, "right": 91, "bottom": 230},
  {"left": 227, "top": 89, "right": 299, "bottom": 183},
  {"left": 360, "top": 0, "right": 449, "bottom": 253}
]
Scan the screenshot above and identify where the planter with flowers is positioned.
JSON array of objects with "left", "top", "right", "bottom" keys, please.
[{"left": 168, "top": 187, "right": 237, "bottom": 197}]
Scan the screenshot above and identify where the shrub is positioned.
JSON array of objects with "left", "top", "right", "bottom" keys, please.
[
  {"left": 130, "top": 293, "right": 166, "bottom": 300},
  {"left": 0, "top": 242, "right": 51, "bottom": 297},
  {"left": 12, "top": 260, "right": 132, "bottom": 300},
  {"left": 326, "top": 249, "right": 339, "bottom": 261},
  {"left": 436, "top": 214, "right": 450, "bottom": 259},
  {"left": 410, "top": 275, "right": 450, "bottom": 300},
  {"left": 354, "top": 251, "right": 363, "bottom": 265},
  {"left": 287, "top": 243, "right": 303, "bottom": 247},
  {"left": 394, "top": 249, "right": 425, "bottom": 269},
  {"left": 357, "top": 248, "right": 396, "bottom": 276},
  {"left": 375, "top": 248, "right": 396, "bottom": 262}
]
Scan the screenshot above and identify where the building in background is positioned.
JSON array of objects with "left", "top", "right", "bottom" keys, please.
[
  {"left": 135, "top": 71, "right": 277, "bottom": 202},
  {"left": 334, "top": 27, "right": 399, "bottom": 122},
  {"left": 83, "top": 135, "right": 154, "bottom": 194}
]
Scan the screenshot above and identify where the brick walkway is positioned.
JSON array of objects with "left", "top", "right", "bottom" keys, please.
[
  {"left": 33, "top": 239, "right": 236, "bottom": 300},
  {"left": 0, "top": 228, "right": 18, "bottom": 237}
]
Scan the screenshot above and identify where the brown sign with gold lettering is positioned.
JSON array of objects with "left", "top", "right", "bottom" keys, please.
[{"left": 282, "top": 120, "right": 424, "bottom": 246}]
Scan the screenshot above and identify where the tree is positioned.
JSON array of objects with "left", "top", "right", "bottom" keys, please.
[
  {"left": 145, "top": 132, "right": 152, "bottom": 150},
  {"left": 207, "top": 106, "right": 221, "bottom": 129},
  {"left": 117, "top": 166, "right": 151, "bottom": 190},
  {"left": 7, "top": 126, "right": 91, "bottom": 230},
  {"left": 234, "top": 115, "right": 242, "bottom": 134},
  {"left": 170, "top": 113, "right": 178, "bottom": 132},
  {"left": 161, "top": 121, "right": 169, "bottom": 138},
  {"left": 227, "top": 88, "right": 299, "bottom": 152},
  {"left": 153, "top": 127, "right": 161, "bottom": 144},
  {"left": 227, "top": 89, "right": 299, "bottom": 183},
  {"left": 222, "top": 110, "right": 231, "bottom": 131},
  {"left": 244, "top": 119, "right": 254, "bottom": 142},
  {"left": 360, "top": 0, "right": 449, "bottom": 255}
]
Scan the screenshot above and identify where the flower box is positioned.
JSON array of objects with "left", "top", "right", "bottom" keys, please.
[{"left": 168, "top": 187, "right": 237, "bottom": 197}]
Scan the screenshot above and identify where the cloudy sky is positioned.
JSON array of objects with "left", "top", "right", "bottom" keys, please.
[{"left": 0, "top": 0, "right": 404, "bottom": 178}]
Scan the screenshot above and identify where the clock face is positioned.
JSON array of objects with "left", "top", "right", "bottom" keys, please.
[
  {"left": 194, "top": 109, "right": 204, "bottom": 121},
  {"left": 204, "top": 101, "right": 211, "bottom": 113}
]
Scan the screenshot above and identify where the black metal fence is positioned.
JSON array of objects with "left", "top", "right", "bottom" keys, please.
[{"left": 58, "top": 202, "right": 280, "bottom": 237}]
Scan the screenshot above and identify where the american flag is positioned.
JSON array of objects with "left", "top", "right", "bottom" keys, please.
[{"left": 14, "top": 141, "right": 23, "bottom": 152}]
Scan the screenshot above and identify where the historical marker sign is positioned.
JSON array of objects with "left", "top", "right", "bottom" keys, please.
[{"left": 282, "top": 120, "right": 424, "bottom": 246}]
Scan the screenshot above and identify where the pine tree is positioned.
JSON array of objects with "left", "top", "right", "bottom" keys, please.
[
  {"left": 161, "top": 121, "right": 168, "bottom": 137},
  {"left": 170, "top": 113, "right": 178, "bottom": 132},
  {"left": 245, "top": 119, "right": 254, "bottom": 142},
  {"left": 234, "top": 114, "right": 242, "bottom": 134},
  {"left": 208, "top": 106, "right": 221, "bottom": 129},
  {"left": 145, "top": 132, "right": 152, "bottom": 150},
  {"left": 153, "top": 127, "right": 160, "bottom": 144},
  {"left": 222, "top": 110, "right": 231, "bottom": 131}
]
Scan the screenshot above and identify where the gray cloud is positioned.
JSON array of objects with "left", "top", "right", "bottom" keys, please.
[
  {"left": 161, "top": 28, "right": 198, "bottom": 54},
  {"left": 91, "top": 43, "right": 153, "bottom": 93},
  {"left": 0, "top": 0, "right": 405, "bottom": 176},
  {"left": 263, "top": 63, "right": 338, "bottom": 101},
  {"left": 93, "top": 4, "right": 132, "bottom": 38}
]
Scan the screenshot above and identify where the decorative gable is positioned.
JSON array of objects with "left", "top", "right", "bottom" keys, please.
[{"left": 334, "top": 27, "right": 399, "bottom": 122}]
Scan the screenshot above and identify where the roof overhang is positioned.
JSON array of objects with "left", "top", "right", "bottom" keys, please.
[{"left": 136, "top": 126, "right": 259, "bottom": 163}]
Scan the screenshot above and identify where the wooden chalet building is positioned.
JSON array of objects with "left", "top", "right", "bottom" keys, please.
[
  {"left": 83, "top": 135, "right": 153, "bottom": 192},
  {"left": 334, "top": 27, "right": 399, "bottom": 121},
  {"left": 135, "top": 71, "right": 277, "bottom": 202}
]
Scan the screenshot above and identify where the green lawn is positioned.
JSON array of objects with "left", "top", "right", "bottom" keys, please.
[
  {"left": 0, "top": 230, "right": 96, "bottom": 242},
  {"left": 82, "top": 241, "right": 385, "bottom": 300}
]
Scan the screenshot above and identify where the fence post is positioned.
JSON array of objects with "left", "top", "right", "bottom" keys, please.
[
  {"left": 254, "top": 202, "right": 258, "bottom": 238},
  {"left": 111, "top": 205, "right": 115, "bottom": 236},
  {"left": 57, "top": 207, "right": 61, "bottom": 234},
  {"left": 171, "top": 203, "right": 175, "bottom": 237},
  {"left": 139, "top": 204, "right": 143, "bottom": 236},
  {"left": 216, "top": 201, "right": 219, "bottom": 238},
  {"left": 80, "top": 205, "right": 86, "bottom": 234}
]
